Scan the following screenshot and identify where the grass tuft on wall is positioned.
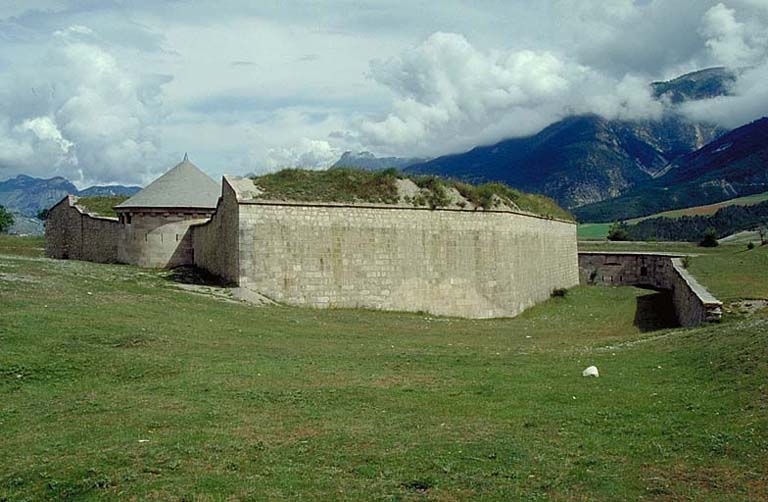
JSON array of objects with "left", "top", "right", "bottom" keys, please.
[{"left": 75, "top": 196, "right": 129, "bottom": 218}]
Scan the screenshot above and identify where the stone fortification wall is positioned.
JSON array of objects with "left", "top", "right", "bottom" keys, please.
[
  {"left": 192, "top": 180, "right": 239, "bottom": 284},
  {"left": 233, "top": 201, "right": 578, "bottom": 319},
  {"left": 578, "top": 252, "right": 722, "bottom": 327},
  {"left": 45, "top": 196, "right": 120, "bottom": 263},
  {"left": 117, "top": 210, "right": 213, "bottom": 268}
]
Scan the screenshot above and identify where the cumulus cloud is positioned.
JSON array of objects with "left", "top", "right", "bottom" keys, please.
[
  {"left": 677, "top": 2, "right": 768, "bottom": 127},
  {"left": 3, "top": 1, "right": 768, "bottom": 180},
  {"left": 265, "top": 138, "right": 341, "bottom": 170},
  {"left": 357, "top": 32, "right": 663, "bottom": 156},
  {"left": 700, "top": 3, "right": 764, "bottom": 65},
  {"left": 680, "top": 62, "right": 768, "bottom": 127},
  {"left": 0, "top": 24, "right": 169, "bottom": 187},
  {"left": 15, "top": 116, "right": 75, "bottom": 165}
]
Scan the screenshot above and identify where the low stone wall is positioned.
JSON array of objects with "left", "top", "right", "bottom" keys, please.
[
  {"left": 192, "top": 180, "right": 239, "bottom": 284},
  {"left": 45, "top": 195, "right": 120, "bottom": 263},
  {"left": 669, "top": 258, "right": 723, "bottom": 327},
  {"left": 232, "top": 199, "right": 579, "bottom": 319},
  {"left": 578, "top": 252, "right": 722, "bottom": 327}
]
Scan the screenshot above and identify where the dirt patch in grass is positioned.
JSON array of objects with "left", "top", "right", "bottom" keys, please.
[
  {"left": 643, "top": 463, "right": 767, "bottom": 500},
  {"left": 0, "top": 272, "right": 38, "bottom": 283},
  {"left": 370, "top": 373, "right": 441, "bottom": 389},
  {"left": 726, "top": 299, "right": 768, "bottom": 316}
]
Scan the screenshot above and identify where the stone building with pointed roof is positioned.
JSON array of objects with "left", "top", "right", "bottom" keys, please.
[
  {"left": 46, "top": 155, "right": 222, "bottom": 269},
  {"left": 114, "top": 155, "right": 220, "bottom": 267}
]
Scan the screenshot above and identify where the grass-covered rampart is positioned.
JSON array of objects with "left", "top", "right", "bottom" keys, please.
[{"left": 251, "top": 168, "right": 573, "bottom": 220}]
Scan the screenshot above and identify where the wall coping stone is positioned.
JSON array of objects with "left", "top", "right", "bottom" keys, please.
[
  {"left": 578, "top": 251, "right": 695, "bottom": 257},
  {"left": 671, "top": 258, "right": 723, "bottom": 306}
]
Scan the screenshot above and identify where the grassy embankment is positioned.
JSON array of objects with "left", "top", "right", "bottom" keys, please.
[
  {"left": 252, "top": 169, "right": 574, "bottom": 221},
  {"left": 1, "top": 235, "right": 767, "bottom": 500},
  {"left": 578, "top": 190, "right": 768, "bottom": 240}
]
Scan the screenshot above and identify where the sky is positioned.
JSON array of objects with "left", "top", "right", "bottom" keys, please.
[{"left": 0, "top": 0, "right": 767, "bottom": 187}]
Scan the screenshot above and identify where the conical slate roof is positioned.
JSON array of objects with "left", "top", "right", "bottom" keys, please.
[{"left": 115, "top": 155, "right": 220, "bottom": 209}]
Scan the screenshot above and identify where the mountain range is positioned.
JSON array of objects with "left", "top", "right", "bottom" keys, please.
[
  {"left": 332, "top": 151, "right": 427, "bottom": 171},
  {"left": 0, "top": 175, "right": 140, "bottom": 235},
  {"left": 404, "top": 114, "right": 724, "bottom": 208},
  {"left": 339, "top": 68, "right": 741, "bottom": 212},
  {"left": 574, "top": 117, "right": 768, "bottom": 222}
]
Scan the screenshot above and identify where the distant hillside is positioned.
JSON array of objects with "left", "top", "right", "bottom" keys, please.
[
  {"left": 0, "top": 175, "right": 78, "bottom": 218},
  {"left": 403, "top": 68, "right": 733, "bottom": 209},
  {"left": 651, "top": 67, "right": 736, "bottom": 104},
  {"left": 625, "top": 201, "right": 768, "bottom": 242},
  {"left": 578, "top": 190, "right": 768, "bottom": 240},
  {"left": 6, "top": 216, "right": 44, "bottom": 237},
  {"left": 0, "top": 174, "right": 140, "bottom": 235},
  {"left": 79, "top": 185, "right": 141, "bottom": 197},
  {"left": 406, "top": 114, "right": 723, "bottom": 208},
  {"left": 574, "top": 118, "right": 768, "bottom": 222},
  {"left": 332, "top": 151, "right": 427, "bottom": 171},
  {"left": 0, "top": 174, "right": 140, "bottom": 218}
]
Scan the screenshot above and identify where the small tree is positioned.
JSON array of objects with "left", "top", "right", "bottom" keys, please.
[
  {"left": 607, "top": 221, "right": 630, "bottom": 241},
  {"left": 0, "top": 205, "right": 13, "bottom": 234},
  {"left": 759, "top": 225, "right": 767, "bottom": 246},
  {"left": 699, "top": 227, "right": 719, "bottom": 247}
]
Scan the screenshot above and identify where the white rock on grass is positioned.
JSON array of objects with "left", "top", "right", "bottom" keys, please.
[{"left": 582, "top": 366, "right": 599, "bottom": 377}]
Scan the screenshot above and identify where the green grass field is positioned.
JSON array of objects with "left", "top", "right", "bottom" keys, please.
[
  {"left": 2, "top": 236, "right": 768, "bottom": 500},
  {"left": 577, "top": 191, "right": 768, "bottom": 240},
  {"left": 576, "top": 223, "right": 612, "bottom": 240}
]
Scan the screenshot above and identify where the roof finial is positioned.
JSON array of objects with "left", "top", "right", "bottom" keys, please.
[{"left": 183, "top": 152, "right": 189, "bottom": 162}]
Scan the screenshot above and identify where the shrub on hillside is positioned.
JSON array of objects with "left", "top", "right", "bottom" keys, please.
[
  {"left": 607, "top": 221, "right": 630, "bottom": 241},
  {"left": 413, "top": 176, "right": 451, "bottom": 209},
  {"left": 699, "top": 228, "right": 719, "bottom": 247},
  {"left": 0, "top": 205, "right": 13, "bottom": 234}
]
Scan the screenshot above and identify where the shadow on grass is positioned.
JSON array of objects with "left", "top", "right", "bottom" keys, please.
[
  {"left": 162, "top": 266, "right": 233, "bottom": 287},
  {"left": 634, "top": 288, "right": 680, "bottom": 332}
]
